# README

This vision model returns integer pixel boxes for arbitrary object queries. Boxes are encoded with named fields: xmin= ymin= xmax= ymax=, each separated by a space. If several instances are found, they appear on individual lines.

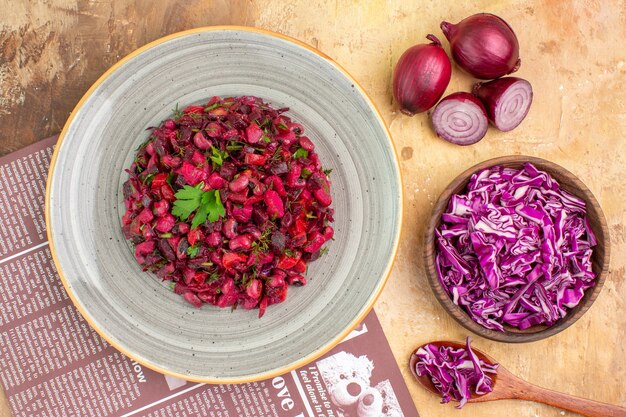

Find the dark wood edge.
xmin=423 ymin=155 xmax=611 ymax=343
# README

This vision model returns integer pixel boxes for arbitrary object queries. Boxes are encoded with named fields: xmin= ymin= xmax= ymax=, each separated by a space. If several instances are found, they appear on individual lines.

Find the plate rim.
xmin=45 ymin=25 xmax=404 ymax=383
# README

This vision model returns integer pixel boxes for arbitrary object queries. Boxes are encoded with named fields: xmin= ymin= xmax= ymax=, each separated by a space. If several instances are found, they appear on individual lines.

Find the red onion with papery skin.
xmin=473 ymin=77 xmax=533 ymax=132
xmin=393 ymin=34 xmax=452 ymax=116
xmin=441 ymin=13 xmax=521 ymax=80
xmin=431 ymin=92 xmax=489 ymax=146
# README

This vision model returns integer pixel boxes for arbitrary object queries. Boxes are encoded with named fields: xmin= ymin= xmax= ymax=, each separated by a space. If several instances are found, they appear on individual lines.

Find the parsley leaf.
xmin=206 ymin=190 xmax=226 ymax=223
xmin=323 ymin=168 xmax=333 ymax=176
xmin=277 ymin=122 xmax=288 ymax=130
xmin=293 ymin=148 xmax=309 ymax=159
xmin=172 ymin=184 xmax=225 ymax=229
xmin=171 ymin=183 xmax=204 ymax=221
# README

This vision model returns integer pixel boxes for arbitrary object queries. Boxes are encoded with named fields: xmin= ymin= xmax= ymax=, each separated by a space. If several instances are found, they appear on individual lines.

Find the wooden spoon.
xmin=409 ymin=341 xmax=626 ymax=417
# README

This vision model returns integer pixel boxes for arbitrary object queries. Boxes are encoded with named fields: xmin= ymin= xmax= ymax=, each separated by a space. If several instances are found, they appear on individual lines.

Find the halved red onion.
xmin=431 ymin=92 xmax=488 ymax=146
xmin=473 ymin=77 xmax=533 ymax=132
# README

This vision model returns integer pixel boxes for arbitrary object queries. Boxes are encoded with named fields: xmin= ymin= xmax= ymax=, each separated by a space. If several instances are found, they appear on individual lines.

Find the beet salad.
xmin=121 ymin=96 xmax=334 ymax=317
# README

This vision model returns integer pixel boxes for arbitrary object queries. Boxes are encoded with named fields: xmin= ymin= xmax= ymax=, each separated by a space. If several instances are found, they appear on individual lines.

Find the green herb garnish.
xmin=259 ymin=118 xmax=272 ymax=129
xmin=172 ymin=183 xmax=225 ymax=229
xmin=134 ymin=154 xmax=147 ymax=167
xmin=173 ymin=103 xmax=183 ymax=119
xmin=209 ymin=147 xmax=229 ymax=166
xmin=187 ymin=245 xmax=200 ymax=258
xmin=269 ymin=147 xmax=283 ymax=162
xmin=301 ymin=168 xmax=312 ymax=179
xmin=207 ymin=271 xmax=220 ymax=283
xmin=226 ymin=143 xmax=243 ymax=151
xmin=205 ymin=102 xmax=221 ymax=111
xmin=187 ymin=111 xmax=202 ymax=120
xmin=143 ymin=173 xmax=155 ymax=185
xmin=293 ymin=148 xmax=309 ymax=159
xmin=251 ymin=227 xmax=273 ymax=254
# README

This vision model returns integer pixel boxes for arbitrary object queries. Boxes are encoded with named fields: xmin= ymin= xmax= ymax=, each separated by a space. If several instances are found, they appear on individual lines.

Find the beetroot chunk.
xmin=136 ymin=208 xmax=154 ymax=224
xmin=207 ymin=172 xmax=227 ymax=189
xmin=313 ymin=189 xmax=332 ymax=207
xmin=229 ymin=175 xmax=250 ymax=193
xmin=153 ymin=200 xmax=170 ymax=217
xmin=229 ymin=235 xmax=253 ymax=251
xmin=183 ymin=291 xmax=203 ymax=308
xmin=177 ymin=161 xmax=206 ymax=186
xmin=232 ymin=205 xmax=253 ymax=222
xmin=245 ymin=123 xmax=264 ymax=144
xmin=193 ymin=131 xmax=212 ymax=150
xmin=304 ymin=232 xmax=326 ymax=253
xmin=134 ymin=240 xmax=155 ymax=264
xmin=264 ymin=190 xmax=285 ymax=219
xmin=156 ymin=214 xmax=176 ymax=232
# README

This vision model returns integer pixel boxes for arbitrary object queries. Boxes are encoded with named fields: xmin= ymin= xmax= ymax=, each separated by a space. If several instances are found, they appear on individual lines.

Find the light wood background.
xmin=1 ymin=1 xmax=624 ymax=416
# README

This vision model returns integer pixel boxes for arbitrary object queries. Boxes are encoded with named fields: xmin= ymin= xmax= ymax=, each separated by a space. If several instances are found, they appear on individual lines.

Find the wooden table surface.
xmin=1 ymin=1 xmax=624 ymax=416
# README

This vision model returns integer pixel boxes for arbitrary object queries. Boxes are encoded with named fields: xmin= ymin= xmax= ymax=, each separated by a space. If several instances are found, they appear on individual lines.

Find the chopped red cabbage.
xmin=436 ymin=163 xmax=597 ymax=331
xmin=414 ymin=337 xmax=498 ymax=408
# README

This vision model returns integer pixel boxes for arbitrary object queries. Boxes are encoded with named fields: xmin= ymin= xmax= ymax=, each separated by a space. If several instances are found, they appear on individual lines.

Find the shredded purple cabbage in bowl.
xmin=435 ymin=163 xmax=598 ymax=332
xmin=414 ymin=337 xmax=498 ymax=408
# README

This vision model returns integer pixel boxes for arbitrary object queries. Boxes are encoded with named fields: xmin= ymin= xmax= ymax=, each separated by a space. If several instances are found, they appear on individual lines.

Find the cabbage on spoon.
xmin=410 ymin=339 xmax=626 ymax=416
xmin=411 ymin=337 xmax=497 ymax=409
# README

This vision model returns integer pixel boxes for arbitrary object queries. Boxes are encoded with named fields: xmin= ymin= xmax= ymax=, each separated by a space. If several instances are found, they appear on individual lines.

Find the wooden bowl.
xmin=424 ymin=156 xmax=610 ymax=343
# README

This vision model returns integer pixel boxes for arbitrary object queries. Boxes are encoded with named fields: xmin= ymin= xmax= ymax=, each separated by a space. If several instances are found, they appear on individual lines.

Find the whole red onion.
xmin=441 ymin=13 xmax=520 ymax=80
xmin=392 ymin=34 xmax=452 ymax=116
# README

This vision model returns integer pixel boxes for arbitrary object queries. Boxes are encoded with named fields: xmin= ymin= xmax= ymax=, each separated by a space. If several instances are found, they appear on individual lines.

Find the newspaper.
xmin=0 ymin=136 xmax=419 ymax=417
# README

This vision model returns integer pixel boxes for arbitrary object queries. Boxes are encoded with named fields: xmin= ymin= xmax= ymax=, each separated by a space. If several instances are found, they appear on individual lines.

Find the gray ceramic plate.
xmin=46 ymin=27 xmax=402 ymax=383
